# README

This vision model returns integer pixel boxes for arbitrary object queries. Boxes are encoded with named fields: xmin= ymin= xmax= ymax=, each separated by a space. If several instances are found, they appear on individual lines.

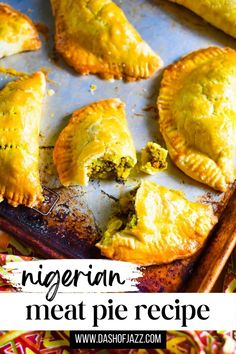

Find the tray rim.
xmin=184 ymin=185 xmax=236 ymax=292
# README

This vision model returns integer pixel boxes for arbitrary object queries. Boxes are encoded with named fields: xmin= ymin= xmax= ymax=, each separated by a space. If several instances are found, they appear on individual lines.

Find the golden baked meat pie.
xmin=0 ymin=72 xmax=46 ymax=207
xmin=168 ymin=0 xmax=236 ymax=39
xmin=54 ymin=99 xmax=137 ymax=186
xmin=158 ymin=47 xmax=236 ymax=192
xmin=0 ymin=2 xmax=41 ymax=59
xmin=50 ymin=0 xmax=162 ymax=80
xmin=96 ymin=180 xmax=217 ymax=265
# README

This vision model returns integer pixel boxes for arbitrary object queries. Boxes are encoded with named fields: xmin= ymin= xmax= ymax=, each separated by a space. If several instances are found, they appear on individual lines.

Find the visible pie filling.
xmin=88 ymin=156 xmax=134 ymax=182
xmin=119 ymin=189 xmax=138 ymax=229
xmin=0 ymin=144 xmax=20 ymax=150
xmin=104 ymin=189 xmax=138 ymax=238
xmin=140 ymin=142 xmax=168 ymax=175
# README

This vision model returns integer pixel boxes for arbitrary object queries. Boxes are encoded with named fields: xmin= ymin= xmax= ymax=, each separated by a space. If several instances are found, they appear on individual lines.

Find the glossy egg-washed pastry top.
xmin=0 ymin=72 xmax=46 ymax=207
xmin=50 ymin=0 xmax=162 ymax=80
xmin=54 ymin=99 xmax=137 ymax=186
xmin=169 ymin=0 xmax=236 ymax=39
xmin=96 ymin=180 xmax=217 ymax=265
xmin=158 ymin=47 xmax=236 ymax=192
xmin=0 ymin=2 xmax=41 ymax=59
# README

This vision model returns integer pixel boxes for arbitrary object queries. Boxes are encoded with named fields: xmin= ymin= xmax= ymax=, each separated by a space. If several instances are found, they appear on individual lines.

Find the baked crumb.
xmin=140 ymin=141 xmax=168 ymax=175
xmin=47 ymin=89 xmax=55 ymax=96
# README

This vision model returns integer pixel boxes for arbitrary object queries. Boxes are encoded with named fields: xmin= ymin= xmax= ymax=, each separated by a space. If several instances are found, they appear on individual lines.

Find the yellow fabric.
xmin=0 ymin=331 xmax=27 ymax=347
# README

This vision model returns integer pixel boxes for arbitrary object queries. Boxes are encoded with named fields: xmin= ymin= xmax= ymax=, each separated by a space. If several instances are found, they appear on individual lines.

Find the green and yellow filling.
xmin=88 ymin=155 xmax=134 ymax=182
xmin=140 ymin=142 xmax=168 ymax=175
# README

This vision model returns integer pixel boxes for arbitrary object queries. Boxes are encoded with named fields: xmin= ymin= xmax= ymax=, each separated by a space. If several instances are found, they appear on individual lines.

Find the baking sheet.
xmin=0 ymin=0 xmax=235 ymax=291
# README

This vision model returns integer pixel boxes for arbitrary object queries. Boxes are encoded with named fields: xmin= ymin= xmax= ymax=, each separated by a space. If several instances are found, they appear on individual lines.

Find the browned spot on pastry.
xmin=35 ymin=22 xmax=49 ymax=41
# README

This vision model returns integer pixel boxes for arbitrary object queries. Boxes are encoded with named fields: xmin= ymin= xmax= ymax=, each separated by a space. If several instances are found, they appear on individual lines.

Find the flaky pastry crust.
xmin=96 ymin=181 xmax=217 ymax=265
xmin=158 ymin=47 xmax=236 ymax=192
xmin=51 ymin=0 xmax=162 ymax=80
xmin=169 ymin=0 xmax=236 ymax=39
xmin=0 ymin=2 xmax=41 ymax=59
xmin=0 ymin=72 xmax=46 ymax=207
xmin=54 ymin=99 xmax=137 ymax=186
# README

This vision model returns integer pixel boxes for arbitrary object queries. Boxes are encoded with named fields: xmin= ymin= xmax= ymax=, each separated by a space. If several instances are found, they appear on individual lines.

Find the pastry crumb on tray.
xmin=140 ymin=141 xmax=168 ymax=175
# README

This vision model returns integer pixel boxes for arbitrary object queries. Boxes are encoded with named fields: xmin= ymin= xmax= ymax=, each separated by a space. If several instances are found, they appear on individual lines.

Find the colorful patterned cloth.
xmin=0 ymin=232 xmax=235 ymax=354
